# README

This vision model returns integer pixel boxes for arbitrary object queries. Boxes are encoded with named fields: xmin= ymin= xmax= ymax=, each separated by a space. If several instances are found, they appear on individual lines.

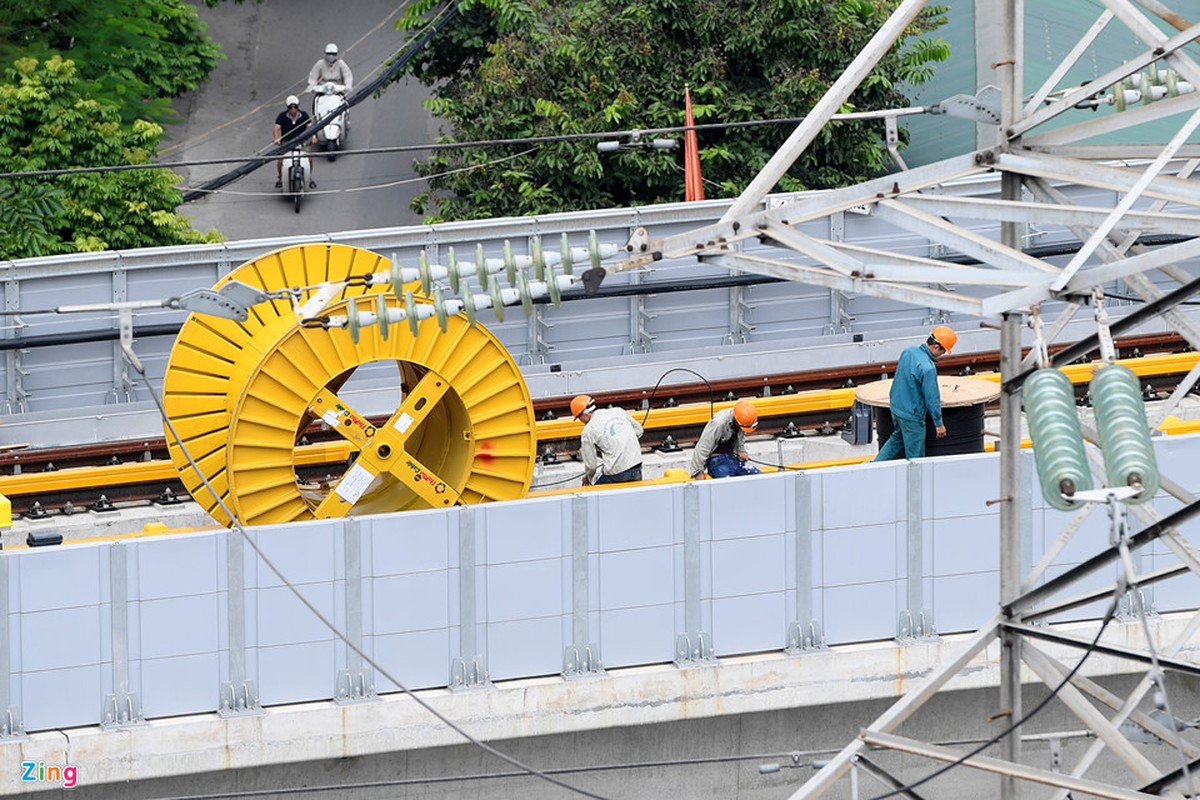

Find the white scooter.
xmin=309 ymin=82 xmax=348 ymax=161
xmin=282 ymin=145 xmax=311 ymax=213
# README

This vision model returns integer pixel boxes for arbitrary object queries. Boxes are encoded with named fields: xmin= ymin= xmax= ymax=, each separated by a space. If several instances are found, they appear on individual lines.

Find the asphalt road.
xmin=168 ymin=0 xmax=436 ymax=240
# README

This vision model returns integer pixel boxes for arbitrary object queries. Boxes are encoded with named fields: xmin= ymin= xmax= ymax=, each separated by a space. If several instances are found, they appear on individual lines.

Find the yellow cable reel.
xmin=161 ymin=243 xmax=537 ymax=527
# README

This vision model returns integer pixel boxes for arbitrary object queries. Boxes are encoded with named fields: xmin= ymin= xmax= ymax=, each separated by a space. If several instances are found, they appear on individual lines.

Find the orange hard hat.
xmin=732 ymin=399 xmax=758 ymax=432
xmin=570 ymin=394 xmax=596 ymax=420
xmin=930 ymin=325 xmax=957 ymax=354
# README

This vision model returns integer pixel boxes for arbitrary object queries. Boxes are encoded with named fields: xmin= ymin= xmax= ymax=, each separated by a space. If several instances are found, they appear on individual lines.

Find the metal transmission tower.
xmin=589 ymin=0 xmax=1200 ymax=797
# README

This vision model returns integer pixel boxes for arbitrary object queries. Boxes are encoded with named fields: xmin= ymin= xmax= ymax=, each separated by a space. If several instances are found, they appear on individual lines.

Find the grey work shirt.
xmin=687 ymin=408 xmax=745 ymax=476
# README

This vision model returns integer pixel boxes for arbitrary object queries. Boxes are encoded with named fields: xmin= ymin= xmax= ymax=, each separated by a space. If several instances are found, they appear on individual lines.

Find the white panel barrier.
xmin=3 ymin=434 xmax=1199 ymax=733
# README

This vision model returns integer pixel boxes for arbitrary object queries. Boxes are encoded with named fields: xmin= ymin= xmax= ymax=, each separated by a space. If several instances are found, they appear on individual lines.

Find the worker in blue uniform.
xmin=873 ymin=326 xmax=957 ymax=461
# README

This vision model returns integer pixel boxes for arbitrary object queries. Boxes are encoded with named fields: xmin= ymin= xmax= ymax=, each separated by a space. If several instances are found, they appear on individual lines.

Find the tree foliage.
xmin=398 ymin=0 xmax=948 ymax=222
xmin=0 ymin=0 xmax=221 ymax=124
xmin=0 ymin=57 xmax=219 ymax=259
xmin=0 ymin=1 xmax=224 ymax=259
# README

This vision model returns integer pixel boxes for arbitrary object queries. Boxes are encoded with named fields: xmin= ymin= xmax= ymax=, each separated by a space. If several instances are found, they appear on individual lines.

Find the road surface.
xmin=169 ymin=0 xmax=436 ymax=240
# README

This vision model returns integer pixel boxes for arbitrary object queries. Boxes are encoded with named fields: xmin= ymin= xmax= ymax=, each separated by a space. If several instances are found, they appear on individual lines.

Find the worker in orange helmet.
xmin=688 ymin=399 xmax=762 ymax=478
xmin=873 ymin=325 xmax=957 ymax=462
xmin=572 ymin=395 xmax=644 ymax=485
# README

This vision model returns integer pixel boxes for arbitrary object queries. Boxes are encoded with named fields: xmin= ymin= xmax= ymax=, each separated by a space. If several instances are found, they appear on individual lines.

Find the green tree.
xmin=0 ymin=57 xmax=219 ymax=259
xmin=399 ymin=0 xmax=948 ymax=221
xmin=0 ymin=0 xmax=222 ymax=124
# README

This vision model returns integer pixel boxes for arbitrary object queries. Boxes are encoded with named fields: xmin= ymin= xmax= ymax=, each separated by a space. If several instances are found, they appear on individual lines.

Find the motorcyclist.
xmin=307 ymin=43 xmax=354 ymax=94
xmin=273 ymin=95 xmax=317 ymax=189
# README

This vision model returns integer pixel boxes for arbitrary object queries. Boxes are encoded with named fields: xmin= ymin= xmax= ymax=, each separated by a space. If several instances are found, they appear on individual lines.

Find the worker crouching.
xmin=573 ymin=395 xmax=645 ymax=485
xmin=688 ymin=399 xmax=763 ymax=478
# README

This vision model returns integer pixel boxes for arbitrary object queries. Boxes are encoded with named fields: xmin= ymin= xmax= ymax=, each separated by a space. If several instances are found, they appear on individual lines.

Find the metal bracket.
xmin=334 ymin=668 xmax=377 ymax=705
xmin=674 ymin=631 xmax=718 ymax=667
xmin=1116 ymin=589 xmax=1158 ymax=623
xmin=0 ymin=705 xmax=25 ymax=740
xmin=896 ymin=609 xmax=940 ymax=644
xmin=217 ymin=680 xmax=263 ymax=717
xmin=929 ymin=85 xmax=1002 ymax=125
xmin=562 ymin=643 xmax=605 ymax=679
xmin=785 ymin=620 xmax=828 ymax=654
xmin=100 ymin=692 xmax=144 ymax=730
xmin=174 ymin=280 xmax=272 ymax=322
xmin=449 ymin=656 xmax=491 ymax=690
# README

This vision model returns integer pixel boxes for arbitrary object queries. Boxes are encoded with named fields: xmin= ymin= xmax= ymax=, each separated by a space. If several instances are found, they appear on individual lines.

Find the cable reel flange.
xmin=161 ymin=243 xmax=537 ymax=527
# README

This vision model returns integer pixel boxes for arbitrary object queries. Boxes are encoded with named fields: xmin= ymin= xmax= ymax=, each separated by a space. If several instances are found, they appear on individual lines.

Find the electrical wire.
xmin=0 ymin=102 xmax=931 ymax=183
xmin=1113 ymin=499 xmax=1197 ymax=796
xmin=178 ymin=147 xmax=536 ymax=198
xmin=179 ymin=2 xmax=462 ymax=202
xmin=150 ymin=748 xmax=846 ymax=799
xmin=529 ymin=470 xmax=588 ymax=489
xmin=120 ymin=342 xmax=615 ymax=800
xmin=637 ymin=367 xmax=717 ymax=428
xmin=864 ymin=588 xmax=1123 ymax=800
xmin=160 ymin=0 xmax=419 ymax=157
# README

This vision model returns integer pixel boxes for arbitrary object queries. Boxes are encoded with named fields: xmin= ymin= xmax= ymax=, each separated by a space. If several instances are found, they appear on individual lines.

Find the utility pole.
xmin=998 ymin=1 xmax=1025 ymax=797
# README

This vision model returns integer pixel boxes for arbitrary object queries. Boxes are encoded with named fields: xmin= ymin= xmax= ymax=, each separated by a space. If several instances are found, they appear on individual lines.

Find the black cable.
xmin=865 ymin=590 xmax=1121 ymax=800
xmin=179 ymin=3 xmax=462 ymax=202
xmin=529 ymin=470 xmax=587 ymax=489
xmin=125 ymin=347 xmax=614 ymax=800
xmin=0 ymin=112 xmax=914 ymax=183
xmin=638 ymin=367 xmax=716 ymax=428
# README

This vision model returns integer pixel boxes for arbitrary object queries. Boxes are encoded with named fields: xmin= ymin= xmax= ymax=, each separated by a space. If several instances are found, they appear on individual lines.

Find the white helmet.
xmin=325 ymin=43 xmax=339 ymax=56
xmin=285 ymin=95 xmax=300 ymax=107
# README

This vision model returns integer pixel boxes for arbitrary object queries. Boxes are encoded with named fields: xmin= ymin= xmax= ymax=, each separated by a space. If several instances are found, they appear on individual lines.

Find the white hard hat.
xmin=325 ymin=43 xmax=338 ymax=55
xmin=285 ymin=95 xmax=300 ymax=107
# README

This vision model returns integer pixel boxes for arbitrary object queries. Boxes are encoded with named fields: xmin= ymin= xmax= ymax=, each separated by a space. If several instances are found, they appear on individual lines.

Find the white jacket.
xmin=580 ymin=408 xmax=644 ymax=483
xmin=308 ymin=58 xmax=354 ymax=93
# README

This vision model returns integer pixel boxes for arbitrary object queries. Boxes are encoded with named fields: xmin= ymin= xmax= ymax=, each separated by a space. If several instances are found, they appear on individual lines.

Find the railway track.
xmin=2 ymin=332 xmax=1196 ymax=519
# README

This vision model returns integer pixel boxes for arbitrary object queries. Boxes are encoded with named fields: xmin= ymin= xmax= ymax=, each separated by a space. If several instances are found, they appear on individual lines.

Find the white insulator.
xmin=540 ymin=244 xmax=619 ymax=267
xmin=525 ymin=281 xmax=550 ymax=301
xmin=471 ymin=292 xmax=494 ymax=310
xmin=1123 ymin=89 xmax=1142 ymax=104
xmin=327 ymin=306 xmax=408 ymax=330
xmin=1178 ymin=81 xmax=1194 ymax=95
xmin=415 ymin=304 xmax=437 ymax=321
xmin=496 ymin=286 xmax=521 ymax=306
xmin=442 ymin=298 xmax=464 ymax=315
xmin=369 ymin=267 xmax=419 ymax=285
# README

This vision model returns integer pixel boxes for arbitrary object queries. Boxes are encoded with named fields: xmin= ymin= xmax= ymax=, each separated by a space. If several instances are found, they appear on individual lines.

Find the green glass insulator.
xmin=1024 ymin=368 xmax=1092 ymax=510
xmin=1090 ymin=364 xmax=1160 ymax=503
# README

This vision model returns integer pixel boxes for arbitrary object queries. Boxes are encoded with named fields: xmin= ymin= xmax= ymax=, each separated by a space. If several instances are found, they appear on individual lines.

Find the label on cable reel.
xmin=393 ymin=412 xmax=415 ymax=434
xmin=335 ymin=462 xmax=376 ymax=504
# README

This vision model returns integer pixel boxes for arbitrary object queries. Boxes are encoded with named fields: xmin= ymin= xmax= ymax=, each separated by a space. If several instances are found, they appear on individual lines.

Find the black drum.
xmin=874 ymin=403 xmax=986 ymax=456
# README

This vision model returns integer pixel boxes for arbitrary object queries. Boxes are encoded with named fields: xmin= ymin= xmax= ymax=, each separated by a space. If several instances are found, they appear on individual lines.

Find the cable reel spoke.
xmin=308 ymin=388 xmax=378 ymax=449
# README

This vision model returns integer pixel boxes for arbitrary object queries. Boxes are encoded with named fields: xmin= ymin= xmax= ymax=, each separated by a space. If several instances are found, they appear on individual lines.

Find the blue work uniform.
xmin=873 ymin=343 xmax=943 ymax=461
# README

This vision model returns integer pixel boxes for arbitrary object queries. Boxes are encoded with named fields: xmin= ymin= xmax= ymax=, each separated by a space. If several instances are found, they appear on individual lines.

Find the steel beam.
xmin=859 ymin=730 xmax=1166 ymax=800
xmin=785 ymin=618 xmax=1001 ymax=799
xmin=1002 ymin=622 xmax=1200 ymax=677
xmin=720 ymin=0 xmax=931 ymax=220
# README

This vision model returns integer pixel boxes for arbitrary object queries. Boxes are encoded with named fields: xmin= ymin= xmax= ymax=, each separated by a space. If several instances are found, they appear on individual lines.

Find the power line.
xmin=0 ymin=112 xmax=917 ymax=183
xmin=865 ymin=590 xmax=1122 ymax=800
xmin=125 ymin=349 xmax=615 ymax=800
